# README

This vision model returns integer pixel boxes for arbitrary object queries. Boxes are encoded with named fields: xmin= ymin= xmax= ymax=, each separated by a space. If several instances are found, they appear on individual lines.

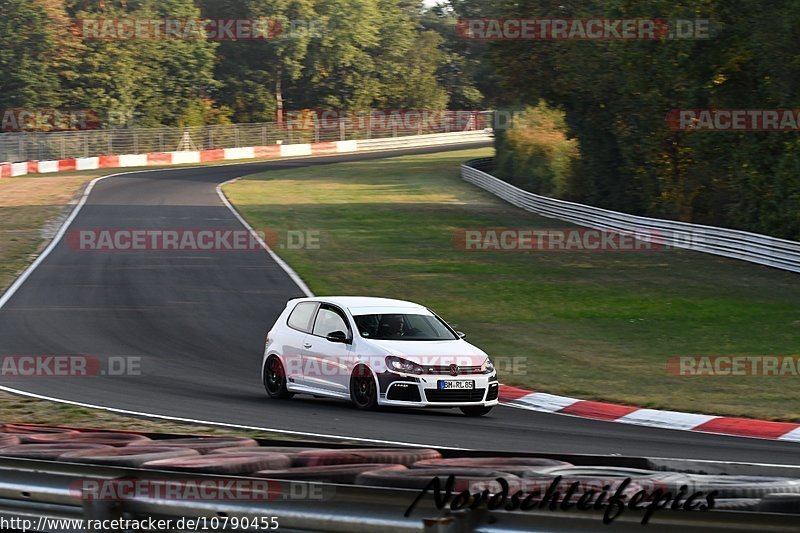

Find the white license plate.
xmin=438 ymin=380 xmax=474 ymax=390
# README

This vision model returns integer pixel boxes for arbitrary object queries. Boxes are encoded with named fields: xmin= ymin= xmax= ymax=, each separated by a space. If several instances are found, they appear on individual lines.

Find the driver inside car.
xmin=378 ymin=314 xmax=406 ymax=337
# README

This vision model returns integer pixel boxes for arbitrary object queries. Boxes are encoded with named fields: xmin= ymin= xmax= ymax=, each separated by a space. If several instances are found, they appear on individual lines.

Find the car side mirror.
xmin=457 ymin=331 xmax=466 ymax=339
xmin=326 ymin=330 xmax=350 ymax=344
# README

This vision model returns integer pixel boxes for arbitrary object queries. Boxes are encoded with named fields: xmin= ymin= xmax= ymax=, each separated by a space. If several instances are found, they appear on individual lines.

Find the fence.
xmin=462 ymin=158 xmax=800 ymax=273
xmin=0 ymin=111 xmax=492 ymax=163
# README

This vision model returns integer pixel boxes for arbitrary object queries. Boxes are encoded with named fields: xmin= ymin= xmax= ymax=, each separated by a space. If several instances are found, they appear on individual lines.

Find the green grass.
xmin=225 ymin=148 xmax=800 ymax=422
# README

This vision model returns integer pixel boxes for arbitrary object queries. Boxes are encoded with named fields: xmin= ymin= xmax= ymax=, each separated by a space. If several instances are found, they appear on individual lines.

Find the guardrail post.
xmin=82 ymin=486 xmax=123 ymax=532
xmin=423 ymin=509 xmax=488 ymax=532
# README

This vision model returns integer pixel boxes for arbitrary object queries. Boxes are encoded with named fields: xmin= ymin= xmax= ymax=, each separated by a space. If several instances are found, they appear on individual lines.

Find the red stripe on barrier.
xmin=59 ymin=159 xmax=77 ymax=172
xmin=498 ymin=384 xmax=535 ymax=402
xmin=200 ymin=149 xmax=225 ymax=162
xmin=559 ymin=400 xmax=639 ymax=421
xmin=147 ymin=152 xmax=172 ymax=165
xmin=311 ymin=142 xmax=337 ymax=155
xmin=27 ymin=162 xmax=38 ymax=173
xmin=0 ymin=163 xmax=10 ymax=178
xmin=254 ymin=146 xmax=280 ymax=158
xmin=693 ymin=418 xmax=800 ymax=439
xmin=98 ymin=155 xmax=119 ymax=168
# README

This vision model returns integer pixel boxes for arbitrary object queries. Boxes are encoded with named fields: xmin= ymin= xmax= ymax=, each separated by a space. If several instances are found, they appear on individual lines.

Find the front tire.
xmin=264 ymin=355 xmax=294 ymax=399
xmin=350 ymin=365 xmax=378 ymax=410
xmin=460 ymin=405 xmax=493 ymax=417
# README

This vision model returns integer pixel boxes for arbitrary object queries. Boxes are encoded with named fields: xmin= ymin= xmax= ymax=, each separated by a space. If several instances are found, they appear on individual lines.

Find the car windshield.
xmin=353 ymin=313 xmax=457 ymax=341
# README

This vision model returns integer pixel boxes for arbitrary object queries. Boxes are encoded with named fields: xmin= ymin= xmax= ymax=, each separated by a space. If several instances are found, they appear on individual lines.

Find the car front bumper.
xmin=377 ymin=371 xmax=500 ymax=407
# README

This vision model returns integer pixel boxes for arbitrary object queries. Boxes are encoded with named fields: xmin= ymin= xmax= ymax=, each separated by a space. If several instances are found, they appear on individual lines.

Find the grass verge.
xmin=225 ymin=147 xmax=800 ymax=422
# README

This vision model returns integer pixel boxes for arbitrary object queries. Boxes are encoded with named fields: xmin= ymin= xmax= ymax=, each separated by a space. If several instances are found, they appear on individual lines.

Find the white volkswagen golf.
xmin=261 ymin=297 xmax=499 ymax=416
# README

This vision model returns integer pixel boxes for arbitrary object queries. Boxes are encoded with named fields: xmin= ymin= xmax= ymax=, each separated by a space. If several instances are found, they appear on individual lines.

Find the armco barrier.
xmin=0 ymin=424 xmax=799 ymax=531
xmin=462 ymin=158 xmax=800 ymax=273
xmin=0 ymin=130 xmax=492 ymax=179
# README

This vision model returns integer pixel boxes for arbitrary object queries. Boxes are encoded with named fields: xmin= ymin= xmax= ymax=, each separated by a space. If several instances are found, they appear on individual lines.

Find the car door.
xmin=303 ymin=304 xmax=354 ymax=394
xmin=283 ymin=301 xmax=318 ymax=387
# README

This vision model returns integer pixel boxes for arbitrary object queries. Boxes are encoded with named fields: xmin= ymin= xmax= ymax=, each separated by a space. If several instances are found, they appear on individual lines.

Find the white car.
xmin=261 ymin=296 xmax=499 ymax=416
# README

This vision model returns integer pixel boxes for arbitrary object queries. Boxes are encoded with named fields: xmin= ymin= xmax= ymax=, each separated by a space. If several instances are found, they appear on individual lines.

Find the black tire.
xmin=460 ymin=405 xmax=493 ymax=417
xmin=263 ymin=355 xmax=294 ymax=399
xmin=350 ymin=366 xmax=378 ymax=410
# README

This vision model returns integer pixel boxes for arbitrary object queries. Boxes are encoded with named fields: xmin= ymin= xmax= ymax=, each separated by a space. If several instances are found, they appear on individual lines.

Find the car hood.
xmin=364 ymin=339 xmax=488 ymax=366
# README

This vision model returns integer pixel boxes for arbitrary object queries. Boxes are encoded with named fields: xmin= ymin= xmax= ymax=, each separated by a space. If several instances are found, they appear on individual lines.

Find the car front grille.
xmin=423 ymin=365 xmax=483 ymax=375
xmin=424 ymin=388 xmax=486 ymax=403
xmin=486 ymin=383 xmax=499 ymax=401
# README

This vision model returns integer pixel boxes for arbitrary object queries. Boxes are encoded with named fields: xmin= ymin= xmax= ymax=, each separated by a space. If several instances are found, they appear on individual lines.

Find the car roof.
xmin=288 ymin=296 xmax=428 ymax=313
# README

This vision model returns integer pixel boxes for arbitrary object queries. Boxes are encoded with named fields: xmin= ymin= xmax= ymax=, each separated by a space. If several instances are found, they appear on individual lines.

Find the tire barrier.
xmin=24 ymin=432 xmax=151 ymax=446
xmin=211 ymin=446 xmax=323 ymax=455
xmin=0 ymin=434 xmax=20 ymax=447
xmin=129 ymin=436 xmax=257 ymax=454
xmin=58 ymin=446 xmax=201 ymax=467
xmin=1 ymin=424 xmax=79 ymax=443
xmin=143 ymin=453 xmax=291 ymax=475
xmin=255 ymin=464 xmax=406 ymax=484
xmin=0 ymin=443 xmax=113 ymax=459
xmin=713 ymin=498 xmax=761 ymax=511
xmin=293 ymin=448 xmax=441 ymax=467
xmin=755 ymin=493 xmax=800 ymax=514
xmin=412 ymin=457 xmax=573 ymax=476
xmin=681 ymin=475 xmax=800 ymax=499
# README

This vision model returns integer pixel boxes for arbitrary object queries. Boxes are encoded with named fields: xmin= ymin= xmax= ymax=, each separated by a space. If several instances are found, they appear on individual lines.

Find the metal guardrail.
xmin=462 ymin=158 xmax=800 ymax=273
xmin=0 ymin=451 xmax=799 ymax=532
xmin=0 ymin=112 xmax=493 ymax=163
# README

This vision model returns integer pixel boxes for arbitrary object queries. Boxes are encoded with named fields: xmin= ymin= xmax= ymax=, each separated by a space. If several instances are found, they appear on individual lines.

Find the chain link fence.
xmin=0 ymin=112 xmax=492 ymax=163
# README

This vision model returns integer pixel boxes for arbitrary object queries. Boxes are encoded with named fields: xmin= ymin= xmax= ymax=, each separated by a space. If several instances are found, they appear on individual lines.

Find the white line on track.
xmin=0 ymin=384 xmax=466 ymax=449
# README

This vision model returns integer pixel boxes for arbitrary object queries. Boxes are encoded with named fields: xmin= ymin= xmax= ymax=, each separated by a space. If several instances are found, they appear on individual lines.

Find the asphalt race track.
xmin=0 ymin=144 xmax=798 ymax=464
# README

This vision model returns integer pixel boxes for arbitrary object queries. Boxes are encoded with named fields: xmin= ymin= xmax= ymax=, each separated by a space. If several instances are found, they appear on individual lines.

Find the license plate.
xmin=438 ymin=380 xmax=474 ymax=390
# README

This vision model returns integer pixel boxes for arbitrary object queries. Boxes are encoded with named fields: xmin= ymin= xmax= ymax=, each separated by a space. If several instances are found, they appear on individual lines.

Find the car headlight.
xmin=385 ymin=356 xmax=424 ymax=375
xmin=483 ymin=358 xmax=495 ymax=374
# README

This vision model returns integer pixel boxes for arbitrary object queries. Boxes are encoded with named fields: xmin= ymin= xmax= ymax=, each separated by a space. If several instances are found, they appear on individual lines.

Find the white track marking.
xmin=0 ymin=385 xmax=464 ymax=449
xmin=216 ymin=178 xmax=313 ymax=296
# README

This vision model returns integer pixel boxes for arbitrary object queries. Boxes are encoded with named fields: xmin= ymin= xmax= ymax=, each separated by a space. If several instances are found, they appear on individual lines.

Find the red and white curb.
xmin=499 ymin=385 xmax=800 ymax=442
xmin=0 ymin=141 xmax=359 ymax=178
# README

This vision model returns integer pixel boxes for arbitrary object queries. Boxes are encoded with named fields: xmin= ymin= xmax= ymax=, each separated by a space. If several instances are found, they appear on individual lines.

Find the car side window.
xmin=312 ymin=305 xmax=350 ymax=338
xmin=287 ymin=302 xmax=317 ymax=333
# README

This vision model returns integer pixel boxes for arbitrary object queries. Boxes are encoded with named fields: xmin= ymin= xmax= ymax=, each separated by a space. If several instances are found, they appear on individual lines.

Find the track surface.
xmin=1 ymin=145 xmax=798 ymax=464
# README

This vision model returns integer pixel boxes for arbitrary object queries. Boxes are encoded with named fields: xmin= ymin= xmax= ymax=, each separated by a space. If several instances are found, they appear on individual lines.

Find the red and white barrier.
xmin=0 ymin=131 xmax=492 ymax=179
